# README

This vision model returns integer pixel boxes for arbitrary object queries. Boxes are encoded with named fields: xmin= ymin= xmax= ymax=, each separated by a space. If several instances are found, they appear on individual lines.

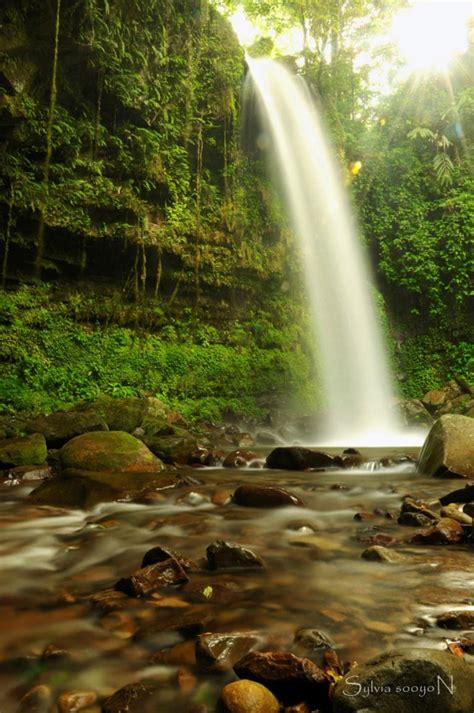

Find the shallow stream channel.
xmin=1 ymin=448 xmax=473 ymax=712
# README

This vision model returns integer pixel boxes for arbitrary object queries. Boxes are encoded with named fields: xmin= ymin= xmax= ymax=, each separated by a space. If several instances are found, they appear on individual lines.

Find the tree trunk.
xmin=35 ymin=0 xmax=61 ymax=280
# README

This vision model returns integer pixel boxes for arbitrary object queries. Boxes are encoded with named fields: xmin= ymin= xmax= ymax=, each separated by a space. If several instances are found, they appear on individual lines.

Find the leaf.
xmin=446 ymin=641 xmax=464 ymax=658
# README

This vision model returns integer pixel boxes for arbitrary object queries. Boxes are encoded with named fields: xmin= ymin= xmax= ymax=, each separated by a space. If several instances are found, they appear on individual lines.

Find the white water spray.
xmin=246 ymin=58 xmax=405 ymax=444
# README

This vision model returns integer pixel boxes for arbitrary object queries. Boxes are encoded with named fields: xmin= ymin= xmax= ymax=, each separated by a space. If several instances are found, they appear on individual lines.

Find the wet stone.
xmin=222 ymin=450 xmax=259 ymax=468
xmin=234 ymin=650 xmax=329 ymax=705
xmin=141 ymin=545 xmax=195 ymax=571
xmin=292 ymin=628 xmax=334 ymax=667
xmin=16 ymin=685 xmax=53 ymax=713
xmin=400 ymin=497 xmax=438 ymax=521
xmin=87 ymin=588 xmax=131 ymax=612
xmin=115 ymin=558 xmax=189 ymax=597
xmin=58 ymin=690 xmax=97 ymax=712
xmin=398 ymin=512 xmax=435 ymax=527
xmin=206 ymin=540 xmax=265 ymax=570
xmin=233 ymin=484 xmax=304 ymax=508
xmin=439 ymin=484 xmax=474 ymax=505
xmin=102 ymin=681 xmax=158 ymax=713
xmin=188 ymin=447 xmax=221 ymax=466
xmin=408 ymin=517 xmax=465 ymax=545
xmin=440 ymin=504 xmax=472 ymax=524
xmin=436 ymin=611 xmax=474 ymax=629
xmin=361 ymin=546 xmax=406 ymax=563
xmin=195 ymin=632 xmax=260 ymax=673
xmin=218 ymin=679 xmax=280 ymax=713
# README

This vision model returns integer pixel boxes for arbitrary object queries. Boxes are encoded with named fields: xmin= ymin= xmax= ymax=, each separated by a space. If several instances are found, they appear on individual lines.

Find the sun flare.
xmin=391 ymin=0 xmax=472 ymax=72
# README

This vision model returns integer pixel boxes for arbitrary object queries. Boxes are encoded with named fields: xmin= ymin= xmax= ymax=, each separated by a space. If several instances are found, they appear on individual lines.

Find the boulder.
xmin=417 ymin=415 xmax=474 ymax=479
xmin=24 ymin=410 xmax=108 ymax=447
xmin=332 ymin=648 xmax=474 ymax=713
xmin=0 ymin=433 xmax=47 ymax=467
xmin=266 ymin=447 xmax=342 ymax=470
xmin=59 ymin=431 xmax=164 ymax=473
xmin=218 ymin=680 xmax=280 ymax=713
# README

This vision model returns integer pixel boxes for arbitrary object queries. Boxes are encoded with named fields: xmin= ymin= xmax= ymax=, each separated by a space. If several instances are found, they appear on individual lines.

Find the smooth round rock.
xmin=60 ymin=431 xmax=164 ymax=472
xmin=219 ymin=679 xmax=280 ymax=713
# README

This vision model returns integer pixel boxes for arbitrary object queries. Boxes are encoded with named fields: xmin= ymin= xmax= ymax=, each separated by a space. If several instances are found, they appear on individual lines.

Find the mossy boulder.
xmin=144 ymin=427 xmax=200 ymax=464
xmin=417 ymin=415 xmax=474 ymax=479
xmin=25 ymin=410 xmax=108 ymax=447
xmin=0 ymin=433 xmax=47 ymax=466
xmin=59 ymin=431 xmax=164 ymax=473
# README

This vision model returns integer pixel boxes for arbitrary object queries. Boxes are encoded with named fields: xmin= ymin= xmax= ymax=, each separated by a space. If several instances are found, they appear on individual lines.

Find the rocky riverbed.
xmin=0 ymin=400 xmax=473 ymax=712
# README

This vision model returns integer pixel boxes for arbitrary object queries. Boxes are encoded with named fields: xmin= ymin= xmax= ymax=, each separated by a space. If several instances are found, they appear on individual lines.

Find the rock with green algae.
xmin=218 ymin=680 xmax=280 ymax=713
xmin=28 ymin=431 xmax=170 ymax=507
xmin=0 ymin=433 xmax=47 ymax=466
xmin=144 ymin=426 xmax=201 ymax=463
xmin=25 ymin=410 xmax=108 ymax=446
xmin=59 ymin=431 xmax=164 ymax=473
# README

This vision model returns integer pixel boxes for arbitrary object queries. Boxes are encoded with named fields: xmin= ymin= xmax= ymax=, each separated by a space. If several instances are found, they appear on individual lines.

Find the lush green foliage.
xmin=0 ymin=285 xmax=314 ymax=421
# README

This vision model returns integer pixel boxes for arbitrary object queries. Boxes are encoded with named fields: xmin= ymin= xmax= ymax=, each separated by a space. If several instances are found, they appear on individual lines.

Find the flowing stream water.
xmin=1 ymin=458 xmax=473 ymax=711
xmin=246 ymin=58 xmax=401 ymax=445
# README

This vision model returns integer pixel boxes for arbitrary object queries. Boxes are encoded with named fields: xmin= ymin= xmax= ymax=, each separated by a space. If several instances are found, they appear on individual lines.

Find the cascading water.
xmin=246 ymin=57 xmax=401 ymax=444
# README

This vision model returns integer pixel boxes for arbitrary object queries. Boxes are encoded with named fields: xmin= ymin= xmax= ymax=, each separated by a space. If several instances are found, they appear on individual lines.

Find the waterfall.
xmin=246 ymin=58 xmax=401 ymax=444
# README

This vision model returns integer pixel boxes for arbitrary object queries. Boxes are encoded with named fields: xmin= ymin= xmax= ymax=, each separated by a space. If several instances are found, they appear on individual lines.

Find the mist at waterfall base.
xmin=245 ymin=58 xmax=425 ymax=447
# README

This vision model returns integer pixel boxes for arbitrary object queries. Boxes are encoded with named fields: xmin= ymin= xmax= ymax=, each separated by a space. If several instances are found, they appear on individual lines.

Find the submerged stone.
xmin=233 ymin=484 xmax=304 ymax=508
